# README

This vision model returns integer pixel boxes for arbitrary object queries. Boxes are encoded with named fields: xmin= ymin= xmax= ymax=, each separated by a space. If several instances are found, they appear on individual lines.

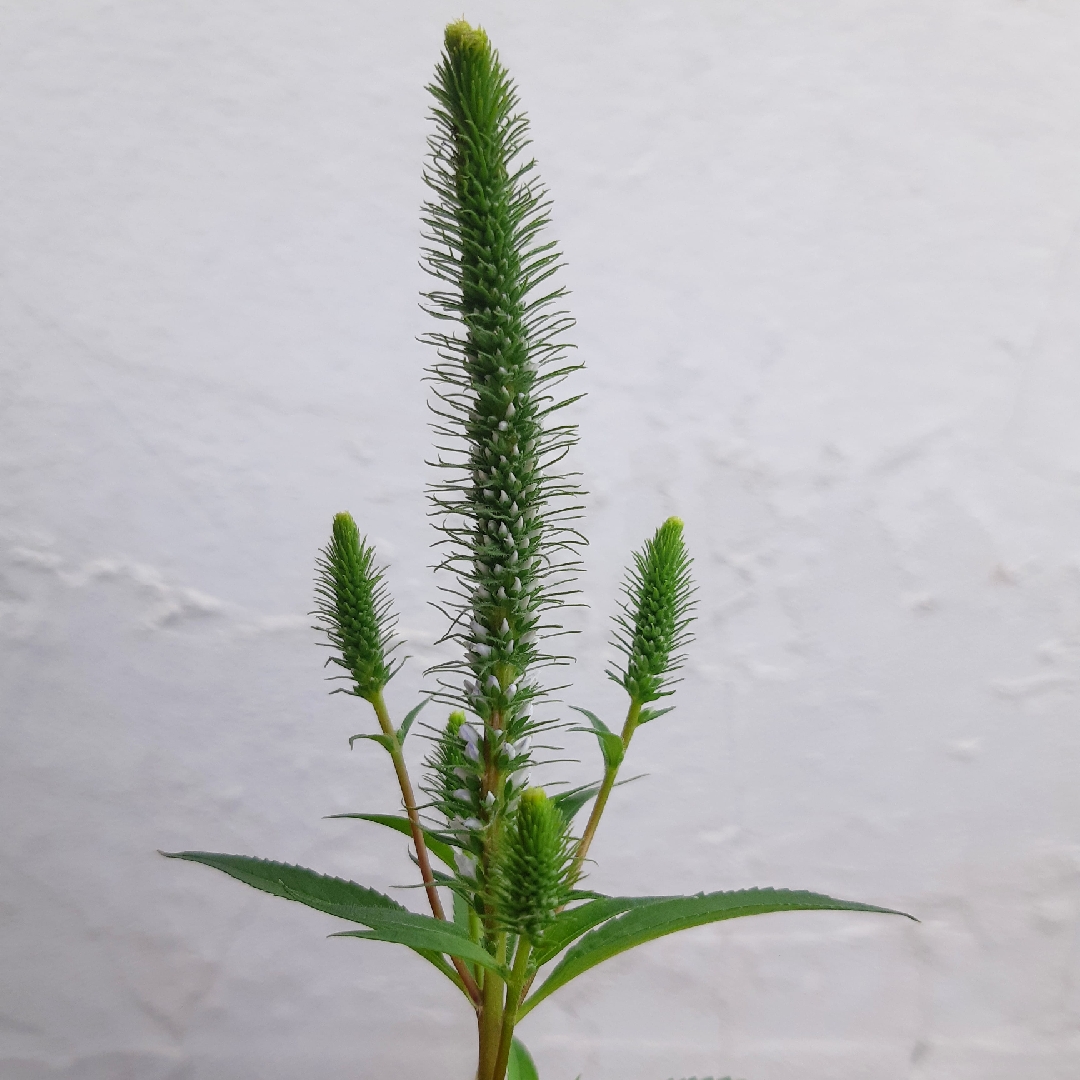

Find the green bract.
xmin=165 ymin=20 xmax=913 ymax=1080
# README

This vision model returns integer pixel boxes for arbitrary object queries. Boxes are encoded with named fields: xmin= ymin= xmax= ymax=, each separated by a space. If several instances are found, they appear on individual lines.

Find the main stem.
xmin=477 ymin=931 xmax=507 ymax=1080
xmin=571 ymin=699 xmax=642 ymax=877
xmin=492 ymin=938 xmax=532 ymax=1080
xmin=371 ymin=690 xmax=482 ymax=1006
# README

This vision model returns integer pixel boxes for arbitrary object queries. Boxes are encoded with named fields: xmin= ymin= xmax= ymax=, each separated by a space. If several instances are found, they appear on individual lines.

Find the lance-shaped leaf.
xmin=329 ymin=907 xmax=509 ymax=977
xmin=161 ymin=851 xmax=401 ymax=912
xmin=530 ymin=894 xmax=672 ymax=969
xmin=551 ymin=781 xmax=602 ymax=825
xmin=397 ymin=696 xmax=431 ymax=743
xmin=160 ymin=851 xmax=465 ymax=992
xmin=519 ymin=888 xmax=915 ymax=1017
xmin=325 ymin=812 xmax=460 ymax=867
xmin=571 ymin=707 xmax=625 ymax=770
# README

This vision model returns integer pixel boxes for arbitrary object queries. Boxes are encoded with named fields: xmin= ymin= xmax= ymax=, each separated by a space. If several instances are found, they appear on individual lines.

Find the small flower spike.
xmin=314 ymin=512 xmax=402 ymax=702
xmin=609 ymin=517 xmax=696 ymax=706
xmin=492 ymin=788 xmax=575 ymax=942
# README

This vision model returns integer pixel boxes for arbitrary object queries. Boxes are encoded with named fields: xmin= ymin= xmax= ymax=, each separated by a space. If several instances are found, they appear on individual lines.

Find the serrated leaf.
xmin=520 ymin=888 xmax=915 ymax=1016
xmin=161 ymin=851 xmax=402 ymax=911
xmin=348 ymin=732 xmax=395 ymax=753
xmin=398 ymin=697 xmax=431 ymax=743
xmin=507 ymin=1037 xmax=539 ymax=1080
xmin=325 ymin=812 xmax=458 ymax=868
xmin=551 ymin=781 xmax=601 ymax=824
xmin=571 ymin=706 xmax=625 ymax=769
xmin=531 ymin=895 xmax=673 ymax=968
xmin=329 ymin=908 xmax=508 ymax=977
xmin=160 ymin=851 xmax=466 ymax=994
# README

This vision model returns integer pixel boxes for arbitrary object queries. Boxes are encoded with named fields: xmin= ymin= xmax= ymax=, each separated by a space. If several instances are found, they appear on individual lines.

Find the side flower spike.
xmin=608 ymin=517 xmax=696 ymax=706
xmin=314 ymin=512 xmax=402 ymax=702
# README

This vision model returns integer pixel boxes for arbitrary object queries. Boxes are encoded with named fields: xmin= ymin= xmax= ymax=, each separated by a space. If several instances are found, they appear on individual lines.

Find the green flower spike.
xmin=423 ymin=18 xmax=583 ymax=744
xmin=493 ymin=787 xmax=575 ymax=943
xmin=314 ymin=512 xmax=402 ymax=702
xmin=610 ymin=517 xmax=696 ymax=706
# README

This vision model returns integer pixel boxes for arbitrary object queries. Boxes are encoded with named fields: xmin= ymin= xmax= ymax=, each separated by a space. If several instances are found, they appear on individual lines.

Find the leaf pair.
xmin=348 ymin=697 xmax=430 ymax=753
xmin=161 ymin=852 xmax=914 ymax=1016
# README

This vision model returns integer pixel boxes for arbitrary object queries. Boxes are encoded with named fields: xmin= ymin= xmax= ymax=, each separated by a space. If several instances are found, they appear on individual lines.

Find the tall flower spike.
xmin=492 ymin=788 xmax=575 ymax=942
xmin=314 ymin=512 xmax=402 ymax=702
xmin=609 ymin=517 xmax=696 ymax=705
xmin=422 ymin=19 xmax=583 ymax=734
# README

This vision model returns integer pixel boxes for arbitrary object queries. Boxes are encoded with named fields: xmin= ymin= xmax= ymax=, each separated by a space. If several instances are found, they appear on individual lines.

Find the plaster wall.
xmin=3 ymin=2 xmax=1080 ymax=1078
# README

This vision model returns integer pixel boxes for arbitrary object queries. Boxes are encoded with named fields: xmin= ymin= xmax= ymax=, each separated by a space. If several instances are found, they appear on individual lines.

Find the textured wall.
xmin=3 ymin=2 xmax=1080 ymax=1078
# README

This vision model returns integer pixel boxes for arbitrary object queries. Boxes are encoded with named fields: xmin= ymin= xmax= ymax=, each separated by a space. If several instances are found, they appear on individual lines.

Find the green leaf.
xmin=398 ymin=697 xmax=431 ymax=743
xmin=348 ymin=732 xmax=395 ymax=753
xmin=637 ymin=705 xmax=674 ymax=725
xmin=551 ymin=781 xmax=601 ymax=824
xmin=571 ymin=707 xmax=624 ymax=769
xmin=325 ymin=812 xmax=458 ymax=868
xmin=507 ymin=1037 xmax=539 ymax=1080
xmin=453 ymin=888 xmax=471 ymax=932
xmin=531 ymin=895 xmax=672 ymax=968
xmin=520 ymin=888 xmax=916 ymax=1017
xmin=160 ymin=850 xmax=467 ymax=995
xmin=161 ymin=851 xmax=401 ymax=912
xmin=329 ymin=908 xmax=508 ymax=977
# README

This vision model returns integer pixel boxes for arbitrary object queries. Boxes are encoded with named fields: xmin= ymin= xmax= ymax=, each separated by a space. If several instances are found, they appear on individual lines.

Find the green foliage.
xmin=507 ymin=1037 xmax=540 ymax=1080
xmin=610 ymin=517 xmax=695 ymax=705
xmin=520 ymin=888 xmax=915 ymax=1017
xmin=314 ymin=512 xmax=401 ymax=702
xmin=324 ymin=813 xmax=460 ymax=868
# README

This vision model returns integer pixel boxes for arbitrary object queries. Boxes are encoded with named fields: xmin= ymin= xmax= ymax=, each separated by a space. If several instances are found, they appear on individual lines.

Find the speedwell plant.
xmin=165 ymin=20 xmax=912 ymax=1080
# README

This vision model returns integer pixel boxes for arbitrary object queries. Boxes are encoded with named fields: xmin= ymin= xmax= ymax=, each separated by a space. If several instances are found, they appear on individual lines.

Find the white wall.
xmin=3 ymin=2 xmax=1080 ymax=1078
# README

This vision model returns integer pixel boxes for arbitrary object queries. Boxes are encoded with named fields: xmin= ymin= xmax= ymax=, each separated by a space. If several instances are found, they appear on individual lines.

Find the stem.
xmin=516 ymin=699 xmax=645 ymax=1008
xmin=371 ymin=690 xmax=482 ymax=1007
xmin=571 ymin=699 xmax=642 ymax=878
xmin=477 ymin=932 xmax=507 ymax=1080
xmin=492 ymin=938 xmax=533 ymax=1080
